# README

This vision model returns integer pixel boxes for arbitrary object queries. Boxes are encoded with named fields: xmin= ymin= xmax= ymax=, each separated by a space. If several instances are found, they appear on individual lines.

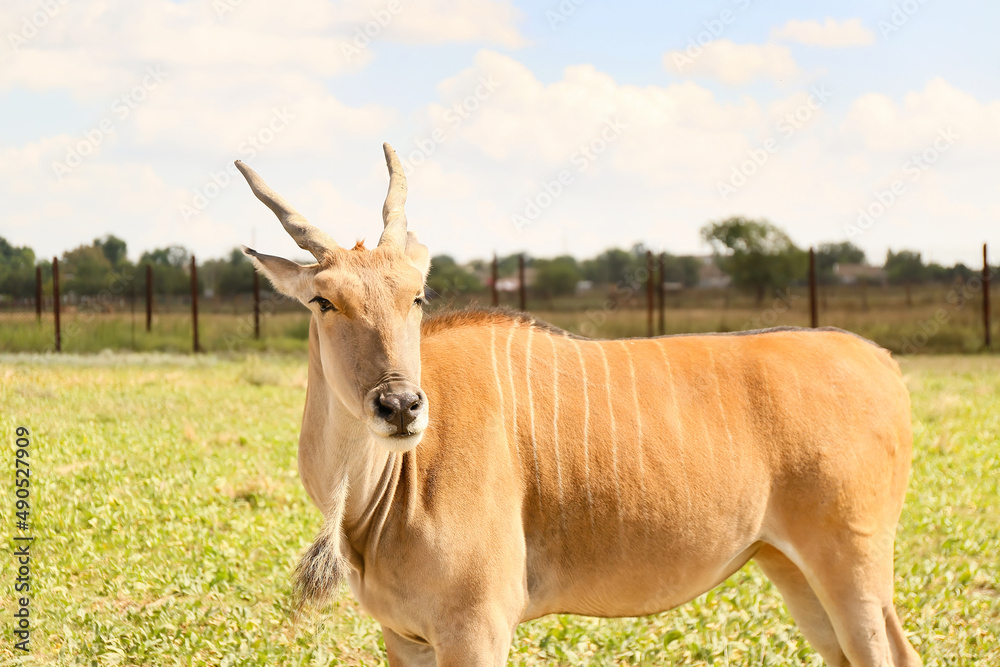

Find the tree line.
xmin=0 ymin=217 xmax=990 ymax=304
xmin=432 ymin=217 xmax=986 ymax=304
xmin=0 ymin=235 xmax=256 ymax=302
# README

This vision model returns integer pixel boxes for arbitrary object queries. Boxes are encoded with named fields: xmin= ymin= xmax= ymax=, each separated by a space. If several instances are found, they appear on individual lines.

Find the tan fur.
xmin=238 ymin=147 xmax=921 ymax=667
xmin=293 ymin=308 xmax=922 ymax=666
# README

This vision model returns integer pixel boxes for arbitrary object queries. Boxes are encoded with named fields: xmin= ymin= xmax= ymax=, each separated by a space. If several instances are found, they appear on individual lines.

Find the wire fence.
xmin=0 ymin=256 xmax=307 ymax=354
xmin=0 ymin=246 xmax=995 ymax=354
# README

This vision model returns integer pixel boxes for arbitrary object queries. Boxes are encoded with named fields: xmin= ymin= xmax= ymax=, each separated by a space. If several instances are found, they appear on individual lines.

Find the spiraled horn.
xmin=378 ymin=143 xmax=408 ymax=250
xmin=234 ymin=160 xmax=338 ymax=262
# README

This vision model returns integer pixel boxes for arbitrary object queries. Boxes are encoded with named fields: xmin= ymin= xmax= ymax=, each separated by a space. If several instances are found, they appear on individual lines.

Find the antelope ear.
xmin=242 ymin=246 xmax=313 ymax=302
xmin=405 ymin=232 xmax=430 ymax=281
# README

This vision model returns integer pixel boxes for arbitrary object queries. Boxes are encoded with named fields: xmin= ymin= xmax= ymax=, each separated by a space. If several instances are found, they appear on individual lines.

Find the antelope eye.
xmin=309 ymin=296 xmax=336 ymax=313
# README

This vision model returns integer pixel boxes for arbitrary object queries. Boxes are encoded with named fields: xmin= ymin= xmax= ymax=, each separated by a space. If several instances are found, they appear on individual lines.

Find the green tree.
xmin=139 ymin=245 xmax=193 ymax=296
xmin=533 ymin=255 xmax=581 ymax=298
xmin=816 ymin=241 xmax=866 ymax=284
xmin=495 ymin=253 xmax=526 ymax=278
xmin=937 ymin=262 xmax=976 ymax=284
xmin=700 ymin=217 xmax=807 ymax=304
xmin=427 ymin=255 xmax=483 ymax=300
xmin=61 ymin=244 xmax=114 ymax=296
xmin=95 ymin=235 xmax=129 ymax=269
xmin=220 ymin=249 xmax=255 ymax=295
xmin=0 ymin=236 xmax=37 ymax=299
xmin=580 ymin=248 xmax=637 ymax=285
xmin=202 ymin=248 xmax=256 ymax=297
xmin=659 ymin=254 xmax=701 ymax=288
xmin=884 ymin=250 xmax=926 ymax=285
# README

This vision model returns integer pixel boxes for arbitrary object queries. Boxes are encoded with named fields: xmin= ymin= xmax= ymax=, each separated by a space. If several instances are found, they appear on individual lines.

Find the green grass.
xmin=1 ymin=353 xmax=998 ymax=665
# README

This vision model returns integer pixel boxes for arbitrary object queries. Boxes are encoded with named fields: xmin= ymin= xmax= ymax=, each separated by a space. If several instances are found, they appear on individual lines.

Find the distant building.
xmin=696 ymin=256 xmax=731 ymax=288
xmin=834 ymin=263 xmax=887 ymax=286
xmin=495 ymin=278 xmax=519 ymax=292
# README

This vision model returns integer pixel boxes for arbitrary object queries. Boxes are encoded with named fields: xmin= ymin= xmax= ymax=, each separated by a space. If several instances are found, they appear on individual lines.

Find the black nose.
xmin=376 ymin=391 xmax=423 ymax=435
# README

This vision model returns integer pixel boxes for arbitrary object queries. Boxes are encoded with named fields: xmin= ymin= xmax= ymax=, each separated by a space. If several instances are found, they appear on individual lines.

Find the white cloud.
xmin=283 ymin=179 xmax=379 ymax=246
xmin=3 ymin=4 xmax=998 ymax=272
xmin=0 ymin=0 xmax=523 ymax=100
xmin=383 ymin=0 xmax=523 ymax=47
xmin=129 ymin=73 xmax=395 ymax=158
xmin=393 ymin=54 xmax=1000 ymax=266
xmin=841 ymin=77 xmax=1000 ymax=153
xmin=663 ymin=40 xmax=800 ymax=85
xmin=0 ymin=0 xmax=520 ymax=174
xmin=0 ymin=137 xmax=185 ymax=258
xmin=414 ymin=50 xmax=764 ymax=186
xmin=771 ymin=18 xmax=875 ymax=47
xmin=0 ymin=2 xmax=358 ymax=100
xmin=405 ymin=160 xmax=477 ymax=201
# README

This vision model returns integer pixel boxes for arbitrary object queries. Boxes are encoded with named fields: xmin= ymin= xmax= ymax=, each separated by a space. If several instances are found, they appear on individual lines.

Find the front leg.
xmin=383 ymin=618 xmax=515 ymax=667
xmin=383 ymin=622 xmax=513 ymax=667
xmin=430 ymin=611 xmax=516 ymax=667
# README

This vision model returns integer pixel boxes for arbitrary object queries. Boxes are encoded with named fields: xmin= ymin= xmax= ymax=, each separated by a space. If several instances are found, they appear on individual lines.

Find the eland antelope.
xmin=235 ymin=145 xmax=921 ymax=666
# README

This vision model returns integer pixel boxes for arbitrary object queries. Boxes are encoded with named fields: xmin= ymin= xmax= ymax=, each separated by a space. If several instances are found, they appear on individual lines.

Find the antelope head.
xmin=237 ymin=144 xmax=431 ymax=451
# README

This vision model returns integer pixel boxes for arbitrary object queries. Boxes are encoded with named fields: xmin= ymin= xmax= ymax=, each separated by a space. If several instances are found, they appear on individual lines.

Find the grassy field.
xmin=1 ymin=352 xmax=998 ymax=665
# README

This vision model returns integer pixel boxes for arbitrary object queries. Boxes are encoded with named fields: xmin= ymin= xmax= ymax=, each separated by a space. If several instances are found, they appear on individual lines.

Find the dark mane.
xmin=420 ymin=307 xmax=576 ymax=338
xmin=420 ymin=307 xmax=881 ymax=348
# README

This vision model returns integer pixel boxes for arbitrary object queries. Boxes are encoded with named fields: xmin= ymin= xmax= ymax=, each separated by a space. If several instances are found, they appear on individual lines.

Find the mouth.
xmin=368 ymin=427 xmax=425 ymax=452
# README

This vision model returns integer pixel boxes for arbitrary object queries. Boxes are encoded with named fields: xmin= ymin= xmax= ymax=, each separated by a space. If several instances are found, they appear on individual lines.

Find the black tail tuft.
xmin=292 ymin=525 xmax=347 ymax=612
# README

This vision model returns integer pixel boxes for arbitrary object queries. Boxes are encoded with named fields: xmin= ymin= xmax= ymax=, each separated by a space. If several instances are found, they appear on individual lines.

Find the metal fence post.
xmin=809 ymin=247 xmax=818 ymax=328
xmin=35 ymin=265 xmax=42 ymax=323
xmin=657 ymin=253 xmax=665 ymax=336
xmin=52 ymin=257 xmax=61 ymax=352
xmin=191 ymin=256 xmax=200 ymax=353
xmin=646 ymin=251 xmax=654 ymax=337
xmin=984 ymin=243 xmax=991 ymax=349
xmin=253 ymin=270 xmax=261 ymax=339
xmin=491 ymin=254 xmax=499 ymax=307
xmin=145 ymin=263 xmax=153 ymax=332
xmin=518 ymin=255 xmax=526 ymax=312
xmin=130 ymin=281 xmax=136 ymax=351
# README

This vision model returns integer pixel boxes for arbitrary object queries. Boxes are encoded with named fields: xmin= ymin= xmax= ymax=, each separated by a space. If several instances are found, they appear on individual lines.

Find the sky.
xmin=1 ymin=0 xmax=999 ymax=267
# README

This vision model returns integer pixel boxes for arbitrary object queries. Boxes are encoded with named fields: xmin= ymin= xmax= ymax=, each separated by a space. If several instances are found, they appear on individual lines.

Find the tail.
xmin=293 ymin=479 xmax=349 ymax=611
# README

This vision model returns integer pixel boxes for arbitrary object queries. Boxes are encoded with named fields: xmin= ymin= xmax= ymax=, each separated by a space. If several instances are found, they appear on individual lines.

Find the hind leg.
xmin=885 ymin=604 xmax=922 ymax=667
xmin=755 ymin=544 xmax=848 ymax=666
xmin=793 ymin=532 xmax=922 ymax=667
